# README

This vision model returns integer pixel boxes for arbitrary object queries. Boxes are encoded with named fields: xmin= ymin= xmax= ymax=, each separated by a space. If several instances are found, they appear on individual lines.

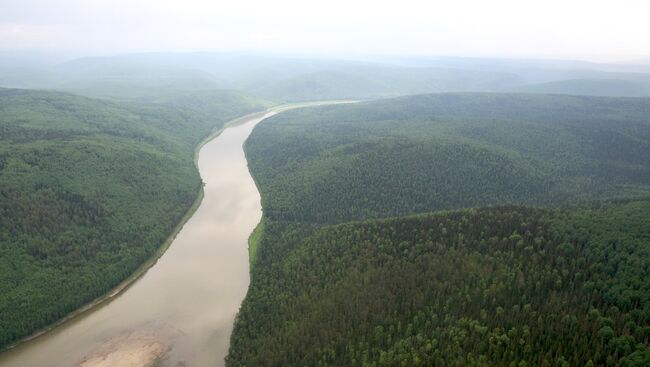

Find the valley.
xmin=1 ymin=53 xmax=649 ymax=367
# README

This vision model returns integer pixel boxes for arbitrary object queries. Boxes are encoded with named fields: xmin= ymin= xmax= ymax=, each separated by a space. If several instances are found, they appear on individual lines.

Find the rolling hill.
xmin=228 ymin=93 xmax=650 ymax=366
xmin=244 ymin=93 xmax=650 ymax=223
xmin=0 ymin=87 xmax=268 ymax=349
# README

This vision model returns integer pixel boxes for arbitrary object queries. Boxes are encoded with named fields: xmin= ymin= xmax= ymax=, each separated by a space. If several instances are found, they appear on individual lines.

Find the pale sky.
xmin=1 ymin=0 xmax=649 ymax=61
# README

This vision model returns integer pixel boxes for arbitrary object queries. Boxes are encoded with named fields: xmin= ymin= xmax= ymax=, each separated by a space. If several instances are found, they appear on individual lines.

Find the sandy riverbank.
xmin=76 ymin=327 xmax=180 ymax=367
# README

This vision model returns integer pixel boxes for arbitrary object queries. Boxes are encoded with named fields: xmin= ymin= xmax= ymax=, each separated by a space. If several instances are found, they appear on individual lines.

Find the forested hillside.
xmin=250 ymin=66 xmax=521 ymax=102
xmin=228 ymin=93 xmax=650 ymax=366
xmin=0 ymin=87 xmax=267 ymax=349
xmin=229 ymin=202 xmax=650 ymax=366
xmin=245 ymin=93 xmax=650 ymax=223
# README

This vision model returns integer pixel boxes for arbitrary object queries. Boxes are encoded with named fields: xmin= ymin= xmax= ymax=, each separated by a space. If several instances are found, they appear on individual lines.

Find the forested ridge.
xmin=245 ymin=93 xmax=650 ymax=223
xmin=0 ymin=87 xmax=268 ymax=349
xmin=228 ymin=93 xmax=650 ymax=366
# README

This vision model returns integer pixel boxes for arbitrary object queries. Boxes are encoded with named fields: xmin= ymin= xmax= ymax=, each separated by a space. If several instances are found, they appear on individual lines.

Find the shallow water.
xmin=0 ymin=111 xmax=275 ymax=367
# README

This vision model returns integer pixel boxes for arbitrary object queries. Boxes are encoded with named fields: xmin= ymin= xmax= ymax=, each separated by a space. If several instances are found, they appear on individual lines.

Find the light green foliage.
xmin=247 ymin=219 xmax=265 ymax=267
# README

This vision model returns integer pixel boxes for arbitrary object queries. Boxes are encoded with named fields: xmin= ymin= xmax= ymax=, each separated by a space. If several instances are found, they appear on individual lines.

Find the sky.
xmin=1 ymin=0 xmax=649 ymax=62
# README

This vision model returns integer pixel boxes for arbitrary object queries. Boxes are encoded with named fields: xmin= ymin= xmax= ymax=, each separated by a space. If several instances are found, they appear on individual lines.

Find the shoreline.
xmin=242 ymin=100 xmax=359 ymax=270
xmin=0 ymin=108 xmax=272 ymax=354
xmin=1 ymin=100 xmax=357 ymax=355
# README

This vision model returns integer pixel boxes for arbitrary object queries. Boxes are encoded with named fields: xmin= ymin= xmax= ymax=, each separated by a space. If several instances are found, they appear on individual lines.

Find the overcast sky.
xmin=1 ymin=0 xmax=649 ymax=61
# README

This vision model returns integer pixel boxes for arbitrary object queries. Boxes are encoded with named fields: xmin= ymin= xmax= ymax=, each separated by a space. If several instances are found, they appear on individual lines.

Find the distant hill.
xmin=54 ymin=67 xmax=224 ymax=101
xmin=514 ymin=78 xmax=650 ymax=97
xmin=5 ymin=53 xmax=650 ymax=100
xmin=251 ymin=66 xmax=522 ymax=101
xmin=245 ymin=93 xmax=650 ymax=223
xmin=403 ymin=56 xmax=650 ymax=76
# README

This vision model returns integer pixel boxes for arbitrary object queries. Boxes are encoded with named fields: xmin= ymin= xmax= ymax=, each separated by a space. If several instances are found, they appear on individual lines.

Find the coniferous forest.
xmin=0 ymin=87 xmax=268 ymax=349
xmin=227 ymin=93 xmax=650 ymax=366
xmin=2 ymin=2 xmax=650 ymax=366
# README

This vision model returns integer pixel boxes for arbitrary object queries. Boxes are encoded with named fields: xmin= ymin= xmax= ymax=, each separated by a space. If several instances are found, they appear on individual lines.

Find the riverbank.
xmin=242 ymin=100 xmax=359 ymax=271
xmin=76 ymin=328 xmax=177 ymax=367
xmin=0 ymin=108 xmax=271 ymax=354
xmin=1 ymin=100 xmax=356 ymax=364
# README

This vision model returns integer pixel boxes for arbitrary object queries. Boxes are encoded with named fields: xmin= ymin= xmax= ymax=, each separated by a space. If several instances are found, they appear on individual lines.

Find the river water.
xmin=0 ymin=111 xmax=276 ymax=367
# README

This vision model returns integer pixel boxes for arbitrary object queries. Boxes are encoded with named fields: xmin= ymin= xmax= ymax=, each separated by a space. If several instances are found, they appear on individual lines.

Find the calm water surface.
xmin=0 ymin=111 xmax=276 ymax=367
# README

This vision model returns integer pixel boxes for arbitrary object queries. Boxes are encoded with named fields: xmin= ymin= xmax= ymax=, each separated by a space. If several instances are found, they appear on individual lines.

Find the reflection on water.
xmin=0 ymin=112 xmax=275 ymax=367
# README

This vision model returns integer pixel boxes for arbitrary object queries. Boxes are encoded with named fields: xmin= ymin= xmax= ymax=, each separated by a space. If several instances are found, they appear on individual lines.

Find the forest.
xmin=2 ymin=1 xmax=650 ymax=364
xmin=0 ymin=87 xmax=267 ymax=349
xmin=228 ymin=93 xmax=650 ymax=366
xmin=245 ymin=93 xmax=650 ymax=223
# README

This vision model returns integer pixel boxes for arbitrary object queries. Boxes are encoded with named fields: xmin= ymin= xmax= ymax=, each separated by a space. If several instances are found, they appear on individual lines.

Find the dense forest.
xmin=0 ymin=87 xmax=268 ymax=349
xmin=228 ymin=93 xmax=650 ymax=366
xmin=245 ymin=93 xmax=650 ymax=223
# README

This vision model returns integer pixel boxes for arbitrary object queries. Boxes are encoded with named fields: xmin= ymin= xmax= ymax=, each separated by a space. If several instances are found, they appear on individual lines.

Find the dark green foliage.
xmin=0 ymin=87 xmax=266 ymax=349
xmin=229 ymin=93 xmax=650 ymax=366
xmin=229 ymin=203 xmax=650 ymax=366
xmin=246 ymin=93 xmax=650 ymax=223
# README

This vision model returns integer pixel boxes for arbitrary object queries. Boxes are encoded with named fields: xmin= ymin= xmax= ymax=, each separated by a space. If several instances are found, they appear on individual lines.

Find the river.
xmin=0 ymin=110 xmax=277 ymax=367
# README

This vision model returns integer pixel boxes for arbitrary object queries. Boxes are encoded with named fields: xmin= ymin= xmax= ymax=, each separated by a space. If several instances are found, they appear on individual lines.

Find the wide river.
xmin=0 ymin=110 xmax=278 ymax=367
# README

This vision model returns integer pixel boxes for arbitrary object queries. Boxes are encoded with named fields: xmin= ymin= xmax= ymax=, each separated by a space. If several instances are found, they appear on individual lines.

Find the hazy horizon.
xmin=2 ymin=0 xmax=650 ymax=63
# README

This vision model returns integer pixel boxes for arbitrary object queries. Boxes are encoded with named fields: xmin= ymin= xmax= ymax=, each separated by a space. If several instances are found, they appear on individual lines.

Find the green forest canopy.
xmin=245 ymin=93 xmax=650 ymax=223
xmin=0 ymin=87 xmax=268 ymax=349
xmin=229 ymin=93 xmax=650 ymax=366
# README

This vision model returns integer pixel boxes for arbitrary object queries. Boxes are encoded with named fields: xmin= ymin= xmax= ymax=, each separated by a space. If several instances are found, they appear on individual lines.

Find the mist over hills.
xmin=514 ymin=78 xmax=650 ymax=97
xmin=3 ymin=52 xmax=650 ymax=101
